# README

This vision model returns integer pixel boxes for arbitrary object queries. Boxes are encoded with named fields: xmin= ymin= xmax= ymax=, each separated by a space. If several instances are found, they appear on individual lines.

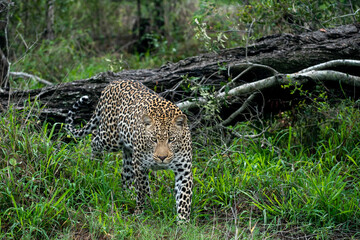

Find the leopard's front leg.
xmin=173 ymin=164 xmax=193 ymax=223
xmin=133 ymin=157 xmax=151 ymax=214
xmin=121 ymin=147 xmax=134 ymax=189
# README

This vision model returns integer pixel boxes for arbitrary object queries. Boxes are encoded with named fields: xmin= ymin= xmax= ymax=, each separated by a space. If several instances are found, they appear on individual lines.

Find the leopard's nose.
xmin=158 ymin=155 xmax=167 ymax=161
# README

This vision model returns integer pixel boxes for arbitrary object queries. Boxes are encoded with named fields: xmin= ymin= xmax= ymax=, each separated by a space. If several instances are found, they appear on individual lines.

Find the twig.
xmin=222 ymin=63 xmax=279 ymax=94
xmin=231 ymin=203 xmax=239 ymax=240
xmin=118 ymin=39 xmax=137 ymax=51
xmin=229 ymin=62 xmax=279 ymax=76
xmin=323 ymin=8 xmax=360 ymax=24
xmin=220 ymin=92 xmax=258 ymax=126
xmin=10 ymin=72 xmax=53 ymax=86
xmin=245 ymin=18 xmax=255 ymax=63
xmin=160 ymin=78 xmax=185 ymax=99
xmin=16 ymin=30 xmax=28 ymax=50
xmin=349 ymin=0 xmax=356 ymax=23
xmin=207 ymin=29 xmax=247 ymax=34
xmin=13 ymin=30 xmax=45 ymax=65
xmin=224 ymin=125 xmax=270 ymax=139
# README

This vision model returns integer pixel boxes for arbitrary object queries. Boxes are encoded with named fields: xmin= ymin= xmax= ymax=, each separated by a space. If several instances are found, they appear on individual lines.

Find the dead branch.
xmin=220 ymin=92 xmax=258 ymax=126
xmin=177 ymin=59 xmax=360 ymax=111
xmin=10 ymin=72 xmax=53 ymax=86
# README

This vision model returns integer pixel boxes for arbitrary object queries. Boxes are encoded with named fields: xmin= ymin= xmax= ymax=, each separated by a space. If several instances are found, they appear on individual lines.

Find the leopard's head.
xmin=142 ymin=113 xmax=188 ymax=164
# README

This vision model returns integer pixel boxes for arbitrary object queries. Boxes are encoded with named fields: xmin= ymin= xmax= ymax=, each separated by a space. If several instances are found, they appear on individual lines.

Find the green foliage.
xmin=193 ymin=18 xmax=228 ymax=52
xmin=192 ymin=0 xmax=359 ymax=51
xmin=1 ymin=98 xmax=359 ymax=238
xmin=191 ymin=97 xmax=360 ymax=237
xmin=8 ymin=0 xmax=360 ymax=87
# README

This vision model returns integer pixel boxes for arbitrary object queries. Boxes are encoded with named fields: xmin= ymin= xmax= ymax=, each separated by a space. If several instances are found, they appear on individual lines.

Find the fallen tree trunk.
xmin=0 ymin=24 xmax=360 ymax=124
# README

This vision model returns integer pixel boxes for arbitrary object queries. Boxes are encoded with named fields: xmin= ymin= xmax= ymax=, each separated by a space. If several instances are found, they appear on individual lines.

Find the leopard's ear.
xmin=142 ymin=114 xmax=153 ymax=126
xmin=173 ymin=114 xmax=187 ymax=129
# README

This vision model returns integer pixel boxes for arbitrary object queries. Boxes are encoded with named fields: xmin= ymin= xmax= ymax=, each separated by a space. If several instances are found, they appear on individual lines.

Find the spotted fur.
xmin=65 ymin=79 xmax=193 ymax=222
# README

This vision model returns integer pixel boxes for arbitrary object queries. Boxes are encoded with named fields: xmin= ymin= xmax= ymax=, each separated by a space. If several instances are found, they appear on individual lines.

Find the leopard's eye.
xmin=168 ymin=137 xmax=176 ymax=142
xmin=151 ymin=137 xmax=157 ymax=142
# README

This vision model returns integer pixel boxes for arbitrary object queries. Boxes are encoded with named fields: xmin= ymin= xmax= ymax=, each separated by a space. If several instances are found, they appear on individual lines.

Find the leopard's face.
xmin=142 ymin=114 xmax=187 ymax=164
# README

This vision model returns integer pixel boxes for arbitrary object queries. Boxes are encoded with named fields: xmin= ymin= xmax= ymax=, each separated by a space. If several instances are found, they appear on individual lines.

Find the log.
xmin=0 ymin=24 xmax=360 ymax=124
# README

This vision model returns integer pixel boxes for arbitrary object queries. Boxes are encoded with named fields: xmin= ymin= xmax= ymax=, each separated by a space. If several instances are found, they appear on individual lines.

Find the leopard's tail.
xmin=65 ymin=96 xmax=100 ymax=138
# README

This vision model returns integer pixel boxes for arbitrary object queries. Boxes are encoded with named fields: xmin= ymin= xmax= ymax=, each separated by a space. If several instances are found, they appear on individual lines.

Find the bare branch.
xmin=217 ymin=74 xmax=281 ymax=98
xmin=299 ymin=59 xmax=360 ymax=73
xmin=10 ymin=72 xmax=53 ymax=86
xmin=220 ymin=92 xmax=258 ymax=126
xmin=323 ymin=8 xmax=360 ymax=24
xmin=177 ymin=60 xmax=360 ymax=111
xmin=13 ymin=31 xmax=45 ymax=65
xmin=229 ymin=63 xmax=279 ymax=76
xmin=221 ymin=62 xmax=279 ymax=94
xmin=298 ymin=70 xmax=360 ymax=86
xmin=245 ymin=18 xmax=256 ymax=63
xmin=224 ymin=125 xmax=270 ymax=139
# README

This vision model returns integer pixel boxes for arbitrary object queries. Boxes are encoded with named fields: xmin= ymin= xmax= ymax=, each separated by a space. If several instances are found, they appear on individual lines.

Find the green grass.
xmin=1 ymin=100 xmax=360 ymax=239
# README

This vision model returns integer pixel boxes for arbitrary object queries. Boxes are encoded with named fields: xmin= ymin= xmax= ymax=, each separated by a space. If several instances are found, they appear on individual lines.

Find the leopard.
xmin=65 ymin=79 xmax=193 ymax=222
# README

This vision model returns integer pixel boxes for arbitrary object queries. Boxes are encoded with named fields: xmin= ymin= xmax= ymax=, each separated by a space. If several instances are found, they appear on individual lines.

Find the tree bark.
xmin=1 ymin=24 xmax=360 ymax=123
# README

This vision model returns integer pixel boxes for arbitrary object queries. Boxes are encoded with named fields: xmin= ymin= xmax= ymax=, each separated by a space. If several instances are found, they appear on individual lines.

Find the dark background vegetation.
xmin=1 ymin=0 xmax=360 ymax=239
xmin=8 ymin=0 xmax=358 ymax=86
